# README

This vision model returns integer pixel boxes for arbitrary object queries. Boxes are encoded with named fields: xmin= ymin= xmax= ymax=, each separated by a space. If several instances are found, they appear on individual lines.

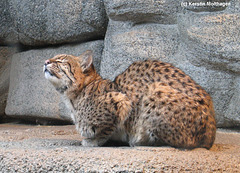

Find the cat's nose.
xmin=44 ymin=60 xmax=50 ymax=65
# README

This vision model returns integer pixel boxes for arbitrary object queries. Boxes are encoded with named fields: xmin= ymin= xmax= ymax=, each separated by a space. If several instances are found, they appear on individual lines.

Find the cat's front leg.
xmin=78 ymin=122 xmax=116 ymax=147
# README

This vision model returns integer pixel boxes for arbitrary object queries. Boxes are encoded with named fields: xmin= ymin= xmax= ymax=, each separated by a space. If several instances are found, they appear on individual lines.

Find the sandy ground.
xmin=0 ymin=124 xmax=239 ymax=172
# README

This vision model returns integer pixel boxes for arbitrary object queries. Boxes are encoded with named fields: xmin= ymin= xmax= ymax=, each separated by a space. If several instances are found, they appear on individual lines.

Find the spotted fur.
xmin=44 ymin=50 xmax=216 ymax=149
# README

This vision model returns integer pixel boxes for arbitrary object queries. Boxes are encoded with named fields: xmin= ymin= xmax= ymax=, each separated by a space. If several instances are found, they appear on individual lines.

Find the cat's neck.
xmin=64 ymin=73 xmax=117 ymax=105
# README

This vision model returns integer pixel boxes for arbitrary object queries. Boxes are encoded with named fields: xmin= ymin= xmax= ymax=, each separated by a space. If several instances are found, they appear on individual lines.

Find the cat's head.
xmin=44 ymin=50 xmax=98 ymax=94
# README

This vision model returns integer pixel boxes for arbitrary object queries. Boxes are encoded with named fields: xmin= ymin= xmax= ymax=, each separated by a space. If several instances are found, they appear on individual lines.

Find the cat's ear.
xmin=79 ymin=50 xmax=93 ymax=73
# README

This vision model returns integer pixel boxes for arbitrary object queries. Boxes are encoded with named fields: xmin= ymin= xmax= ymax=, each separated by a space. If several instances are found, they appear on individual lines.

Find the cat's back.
xmin=114 ymin=60 xmax=210 ymax=104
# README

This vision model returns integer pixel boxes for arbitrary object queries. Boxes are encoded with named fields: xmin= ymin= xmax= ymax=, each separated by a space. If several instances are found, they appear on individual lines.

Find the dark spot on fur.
xmin=150 ymin=98 xmax=155 ymax=102
xmin=154 ymin=64 xmax=160 ymax=68
xmin=179 ymin=73 xmax=186 ymax=77
xmin=169 ymin=82 xmax=173 ymax=86
xmin=193 ymin=106 xmax=198 ymax=110
xmin=198 ymin=99 xmax=205 ymax=105
xmin=114 ymin=103 xmax=118 ymax=111
xmin=174 ymin=110 xmax=180 ymax=114
xmin=118 ymin=78 xmax=121 ymax=84
xmin=145 ymin=63 xmax=149 ymax=68
xmin=165 ymin=68 xmax=170 ymax=72
xmin=164 ymin=75 xmax=169 ymax=79
xmin=160 ymin=62 xmax=165 ymax=66
xmin=172 ymin=73 xmax=176 ymax=78
xmin=203 ymin=108 xmax=207 ymax=113
xmin=92 ymin=127 xmax=96 ymax=133
xmin=156 ymin=91 xmax=162 ymax=97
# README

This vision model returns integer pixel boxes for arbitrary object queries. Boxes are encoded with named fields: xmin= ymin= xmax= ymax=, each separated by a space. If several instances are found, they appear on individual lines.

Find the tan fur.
xmin=44 ymin=50 xmax=216 ymax=149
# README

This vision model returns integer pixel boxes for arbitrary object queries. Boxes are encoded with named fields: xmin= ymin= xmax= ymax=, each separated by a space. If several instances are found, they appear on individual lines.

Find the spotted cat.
xmin=44 ymin=50 xmax=216 ymax=149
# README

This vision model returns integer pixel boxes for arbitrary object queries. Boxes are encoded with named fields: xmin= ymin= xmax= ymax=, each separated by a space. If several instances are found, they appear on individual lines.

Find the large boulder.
xmin=0 ymin=47 xmax=17 ymax=116
xmin=0 ymin=0 xmax=107 ymax=46
xmin=101 ymin=20 xmax=180 ymax=80
xmin=5 ymin=41 xmax=104 ymax=123
xmin=178 ymin=12 xmax=240 ymax=73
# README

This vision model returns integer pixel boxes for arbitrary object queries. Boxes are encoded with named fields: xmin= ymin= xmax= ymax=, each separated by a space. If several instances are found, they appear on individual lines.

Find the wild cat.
xmin=44 ymin=50 xmax=216 ymax=149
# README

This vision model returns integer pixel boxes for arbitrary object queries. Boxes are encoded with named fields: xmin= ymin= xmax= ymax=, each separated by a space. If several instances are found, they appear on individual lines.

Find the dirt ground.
xmin=0 ymin=124 xmax=239 ymax=172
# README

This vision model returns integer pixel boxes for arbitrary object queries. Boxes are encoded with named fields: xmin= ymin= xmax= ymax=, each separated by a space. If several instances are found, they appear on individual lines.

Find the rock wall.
xmin=0 ymin=0 xmax=239 ymax=127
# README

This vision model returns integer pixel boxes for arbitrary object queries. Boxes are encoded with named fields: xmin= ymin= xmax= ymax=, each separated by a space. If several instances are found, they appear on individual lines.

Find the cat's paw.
xmin=81 ymin=138 xmax=108 ymax=147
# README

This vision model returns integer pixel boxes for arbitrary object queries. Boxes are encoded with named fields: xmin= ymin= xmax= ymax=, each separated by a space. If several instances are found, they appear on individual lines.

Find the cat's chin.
xmin=44 ymin=70 xmax=62 ymax=90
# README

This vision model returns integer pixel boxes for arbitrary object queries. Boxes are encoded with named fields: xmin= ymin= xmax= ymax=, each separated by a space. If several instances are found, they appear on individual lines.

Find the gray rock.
xmin=0 ymin=0 xmax=18 ymax=45
xmin=178 ymin=12 xmax=240 ymax=74
xmin=0 ymin=47 xmax=17 ymax=116
xmin=104 ymin=0 xmax=180 ymax=24
xmin=101 ymin=20 xmax=180 ymax=80
xmin=5 ymin=41 xmax=104 ymax=123
xmin=224 ymin=77 xmax=240 ymax=127
xmin=226 ymin=0 xmax=240 ymax=12
xmin=6 ymin=0 xmax=107 ymax=46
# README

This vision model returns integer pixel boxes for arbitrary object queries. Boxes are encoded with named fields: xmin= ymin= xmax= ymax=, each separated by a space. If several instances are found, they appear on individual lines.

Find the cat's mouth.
xmin=43 ymin=65 xmax=53 ymax=75
xmin=43 ymin=65 xmax=59 ymax=80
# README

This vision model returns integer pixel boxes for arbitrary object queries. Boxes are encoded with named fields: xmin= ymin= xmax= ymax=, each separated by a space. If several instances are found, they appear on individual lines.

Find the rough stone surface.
xmin=101 ymin=20 xmax=180 ymax=80
xmin=178 ymin=12 xmax=240 ymax=73
xmin=226 ymin=0 xmax=240 ymax=12
xmin=0 ymin=47 xmax=17 ymax=116
xmin=5 ymin=41 xmax=104 ymax=122
xmin=1 ymin=0 xmax=107 ymax=46
xmin=104 ymin=0 xmax=180 ymax=24
xmin=0 ymin=0 xmax=18 ymax=45
xmin=0 ymin=124 xmax=239 ymax=172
